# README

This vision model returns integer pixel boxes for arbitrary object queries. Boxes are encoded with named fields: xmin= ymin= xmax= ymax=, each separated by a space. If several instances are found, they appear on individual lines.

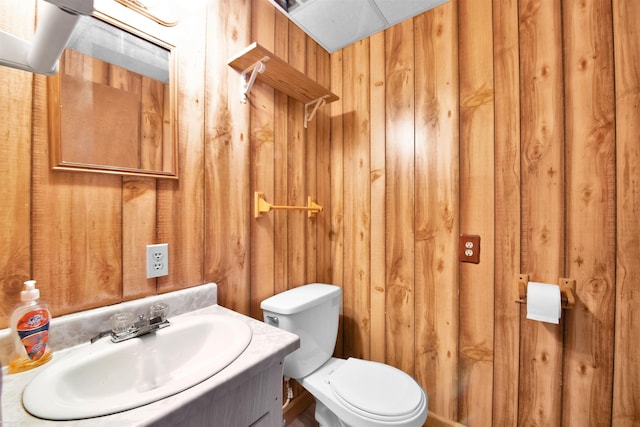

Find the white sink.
xmin=23 ymin=313 xmax=252 ymax=420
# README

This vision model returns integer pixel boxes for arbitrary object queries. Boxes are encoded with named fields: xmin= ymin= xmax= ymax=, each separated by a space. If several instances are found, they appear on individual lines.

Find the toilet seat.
xmin=328 ymin=358 xmax=426 ymax=422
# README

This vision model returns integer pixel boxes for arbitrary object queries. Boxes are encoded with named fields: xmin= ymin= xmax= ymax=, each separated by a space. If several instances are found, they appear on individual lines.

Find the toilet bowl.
xmin=300 ymin=357 xmax=427 ymax=427
xmin=260 ymin=283 xmax=428 ymax=427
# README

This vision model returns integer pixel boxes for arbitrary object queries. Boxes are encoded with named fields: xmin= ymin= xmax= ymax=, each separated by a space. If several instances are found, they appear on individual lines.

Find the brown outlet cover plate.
xmin=459 ymin=234 xmax=480 ymax=264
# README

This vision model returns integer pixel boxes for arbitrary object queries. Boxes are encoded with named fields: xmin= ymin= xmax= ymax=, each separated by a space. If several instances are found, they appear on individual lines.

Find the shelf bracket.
xmin=240 ymin=56 xmax=269 ymax=104
xmin=304 ymin=95 xmax=329 ymax=128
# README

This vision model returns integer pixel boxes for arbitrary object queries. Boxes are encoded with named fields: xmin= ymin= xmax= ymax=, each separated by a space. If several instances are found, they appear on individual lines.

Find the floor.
xmin=288 ymin=401 xmax=319 ymax=427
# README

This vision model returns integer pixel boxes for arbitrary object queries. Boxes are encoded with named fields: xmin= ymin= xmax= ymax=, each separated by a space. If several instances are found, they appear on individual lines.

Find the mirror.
xmin=48 ymin=13 xmax=178 ymax=179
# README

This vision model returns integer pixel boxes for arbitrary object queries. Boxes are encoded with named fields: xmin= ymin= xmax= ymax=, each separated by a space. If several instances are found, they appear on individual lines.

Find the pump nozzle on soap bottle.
xmin=8 ymin=280 xmax=53 ymax=374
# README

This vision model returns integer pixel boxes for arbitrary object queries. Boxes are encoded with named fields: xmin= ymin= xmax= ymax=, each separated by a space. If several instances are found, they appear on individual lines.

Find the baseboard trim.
xmin=425 ymin=411 xmax=465 ymax=427
xmin=283 ymin=389 xmax=315 ymax=425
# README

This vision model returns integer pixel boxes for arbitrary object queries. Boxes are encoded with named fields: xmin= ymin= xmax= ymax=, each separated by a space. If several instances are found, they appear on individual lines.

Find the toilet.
xmin=261 ymin=283 xmax=428 ymax=427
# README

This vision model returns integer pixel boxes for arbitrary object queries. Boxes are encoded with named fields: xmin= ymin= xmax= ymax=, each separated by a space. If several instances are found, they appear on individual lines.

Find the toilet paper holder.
xmin=515 ymin=274 xmax=576 ymax=309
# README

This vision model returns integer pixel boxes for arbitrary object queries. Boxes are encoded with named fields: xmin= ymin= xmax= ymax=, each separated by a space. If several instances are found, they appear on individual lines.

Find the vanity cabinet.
xmin=148 ymin=358 xmax=285 ymax=427
xmin=1 ymin=284 xmax=299 ymax=427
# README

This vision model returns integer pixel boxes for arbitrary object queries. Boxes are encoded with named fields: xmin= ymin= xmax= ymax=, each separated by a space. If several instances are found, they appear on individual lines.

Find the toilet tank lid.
xmin=260 ymin=283 xmax=342 ymax=315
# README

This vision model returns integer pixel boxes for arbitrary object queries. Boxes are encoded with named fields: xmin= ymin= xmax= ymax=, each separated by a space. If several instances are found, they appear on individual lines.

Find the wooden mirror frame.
xmin=47 ymin=11 xmax=179 ymax=179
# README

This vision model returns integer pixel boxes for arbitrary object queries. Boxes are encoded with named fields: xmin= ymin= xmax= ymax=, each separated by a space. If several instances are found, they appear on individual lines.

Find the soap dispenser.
xmin=8 ymin=280 xmax=52 ymax=374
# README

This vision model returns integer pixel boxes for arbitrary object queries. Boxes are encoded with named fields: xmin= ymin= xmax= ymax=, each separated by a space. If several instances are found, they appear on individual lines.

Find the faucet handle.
xmin=110 ymin=312 xmax=135 ymax=335
xmin=149 ymin=302 xmax=169 ymax=322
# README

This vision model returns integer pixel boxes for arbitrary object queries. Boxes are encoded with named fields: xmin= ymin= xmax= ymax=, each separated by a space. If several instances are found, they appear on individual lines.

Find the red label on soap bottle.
xmin=17 ymin=309 xmax=50 ymax=360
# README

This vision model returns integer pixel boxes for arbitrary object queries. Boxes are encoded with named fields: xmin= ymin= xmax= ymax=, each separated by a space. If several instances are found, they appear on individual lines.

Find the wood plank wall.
xmin=458 ymin=0 xmax=494 ymax=423
xmin=1 ymin=0 xmax=640 ymax=426
xmin=613 ymin=1 xmax=640 ymax=425
xmin=0 ymin=0 xmax=34 ymax=320
xmin=329 ymin=0 xmax=637 ymax=426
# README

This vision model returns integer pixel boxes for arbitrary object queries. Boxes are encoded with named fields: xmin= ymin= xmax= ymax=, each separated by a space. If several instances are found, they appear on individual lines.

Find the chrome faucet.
xmin=91 ymin=303 xmax=170 ymax=344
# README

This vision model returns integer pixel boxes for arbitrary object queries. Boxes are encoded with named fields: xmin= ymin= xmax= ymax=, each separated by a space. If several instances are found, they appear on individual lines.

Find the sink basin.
xmin=23 ymin=313 xmax=252 ymax=420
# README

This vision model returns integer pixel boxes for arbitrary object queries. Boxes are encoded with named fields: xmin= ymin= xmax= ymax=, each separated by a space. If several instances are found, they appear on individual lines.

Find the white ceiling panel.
xmin=269 ymin=0 xmax=450 ymax=53
xmin=373 ymin=0 xmax=448 ymax=26
xmin=288 ymin=0 xmax=386 ymax=52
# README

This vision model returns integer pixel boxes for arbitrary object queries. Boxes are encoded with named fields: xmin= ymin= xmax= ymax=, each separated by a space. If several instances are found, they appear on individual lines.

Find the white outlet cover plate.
xmin=146 ymin=243 xmax=169 ymax=278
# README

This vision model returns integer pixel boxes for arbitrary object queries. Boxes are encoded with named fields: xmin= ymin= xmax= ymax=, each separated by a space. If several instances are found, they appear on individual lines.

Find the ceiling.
xmin=267 ymin=0 xmax=449 ymax=53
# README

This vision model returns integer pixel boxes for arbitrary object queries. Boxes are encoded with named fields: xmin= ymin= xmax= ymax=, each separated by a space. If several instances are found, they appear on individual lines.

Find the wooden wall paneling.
xmin=33 ymin=76 xmax=123 ymax=316
xmin=62 ymin=50 xmax=83 ymax=77
xmin=0 ymin=0 xmax=35 ymax=327
xmin=35 ymin=35 xmax=122 ymax=315
xmin=457 ymin=0 xmax=495 ymax=424
xmin=342 ymin=40 xmax=372 ymax=360
xmin=414 ymin=4 xmax=459 ymax=419
xmin=384 ymin=19 xmax=416 ymax=375
xmin=218 ymin=0 xmax=252 ymax=314
xmin=249 ymin=0 xmax=276 ymax=318
xmin=156 ymin=9 xmax=207 ymax=294
xmin=88 ymin=54 xmax=110 ymax=84
xmin=161 ymin=82 xmax=174 ymax=173
xmin=413 ymin=8 xmax=432 ymax=397
xmin=122 ymin=177 xmax=157 ymax=300
xmin=305 ymin=38 xmax=318 ymax=283
xmin=140 ymin=76 xmax=166 ymax=171
xmin=562 ymin=0 xmax=616 ymax=425
xmin=517 ymin=0 xmax=565 ymax=425
xmin=203 ymin=0 xmax=251 ymax=314
xmin=108 ymin=61 xmax=142 ymax=94
xmin=491 ymin=0 xmax=521 ymax=424
xmin=94 ymin=52 xmax=154 ymax=302
xmin=59 ymin=54 xmax=142 ymax=170
xmin=329 ymin=48 xmax=345 ymax=356
xmin=613 ymin=0 xmax=640 ymax=424
xmin=369 ymin=31 xmax=386 ymax=364
xmin=42 ymin=26 xmax=159 ymax=308
xmin=286 ymin=24 xmax=307 ymax=288
xmin=315 ymin=47 xmax=332 ymax=284
xmin=274 ymin=11 xmax=289 ymax=296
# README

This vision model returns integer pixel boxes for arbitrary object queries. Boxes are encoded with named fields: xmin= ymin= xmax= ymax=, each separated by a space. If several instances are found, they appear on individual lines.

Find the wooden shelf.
xmin=227 ymin=42 xmax=339 ymax=105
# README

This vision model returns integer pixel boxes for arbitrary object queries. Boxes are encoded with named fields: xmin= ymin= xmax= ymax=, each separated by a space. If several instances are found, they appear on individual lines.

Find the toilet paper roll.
xmin=526 ymin=281 xmax=561 ymax=324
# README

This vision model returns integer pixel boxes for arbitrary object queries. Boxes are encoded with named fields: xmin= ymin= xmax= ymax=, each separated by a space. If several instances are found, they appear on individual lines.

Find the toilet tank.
xmin=261 ymin=284 xmax=341 ymax=379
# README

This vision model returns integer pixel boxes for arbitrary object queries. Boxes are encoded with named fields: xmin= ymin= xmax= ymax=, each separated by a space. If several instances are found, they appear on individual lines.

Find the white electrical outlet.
xmin=146 ymin=243 xmax=169 ymax=278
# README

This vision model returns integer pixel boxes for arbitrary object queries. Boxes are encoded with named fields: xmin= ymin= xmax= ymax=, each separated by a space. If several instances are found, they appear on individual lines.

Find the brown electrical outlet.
xmin=459 ymin=234 xmax=480 ymax=264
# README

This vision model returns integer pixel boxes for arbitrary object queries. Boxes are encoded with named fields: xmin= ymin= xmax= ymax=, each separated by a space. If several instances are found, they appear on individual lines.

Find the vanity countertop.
xmin=1 ymin=302 xmax=299 ymax=426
